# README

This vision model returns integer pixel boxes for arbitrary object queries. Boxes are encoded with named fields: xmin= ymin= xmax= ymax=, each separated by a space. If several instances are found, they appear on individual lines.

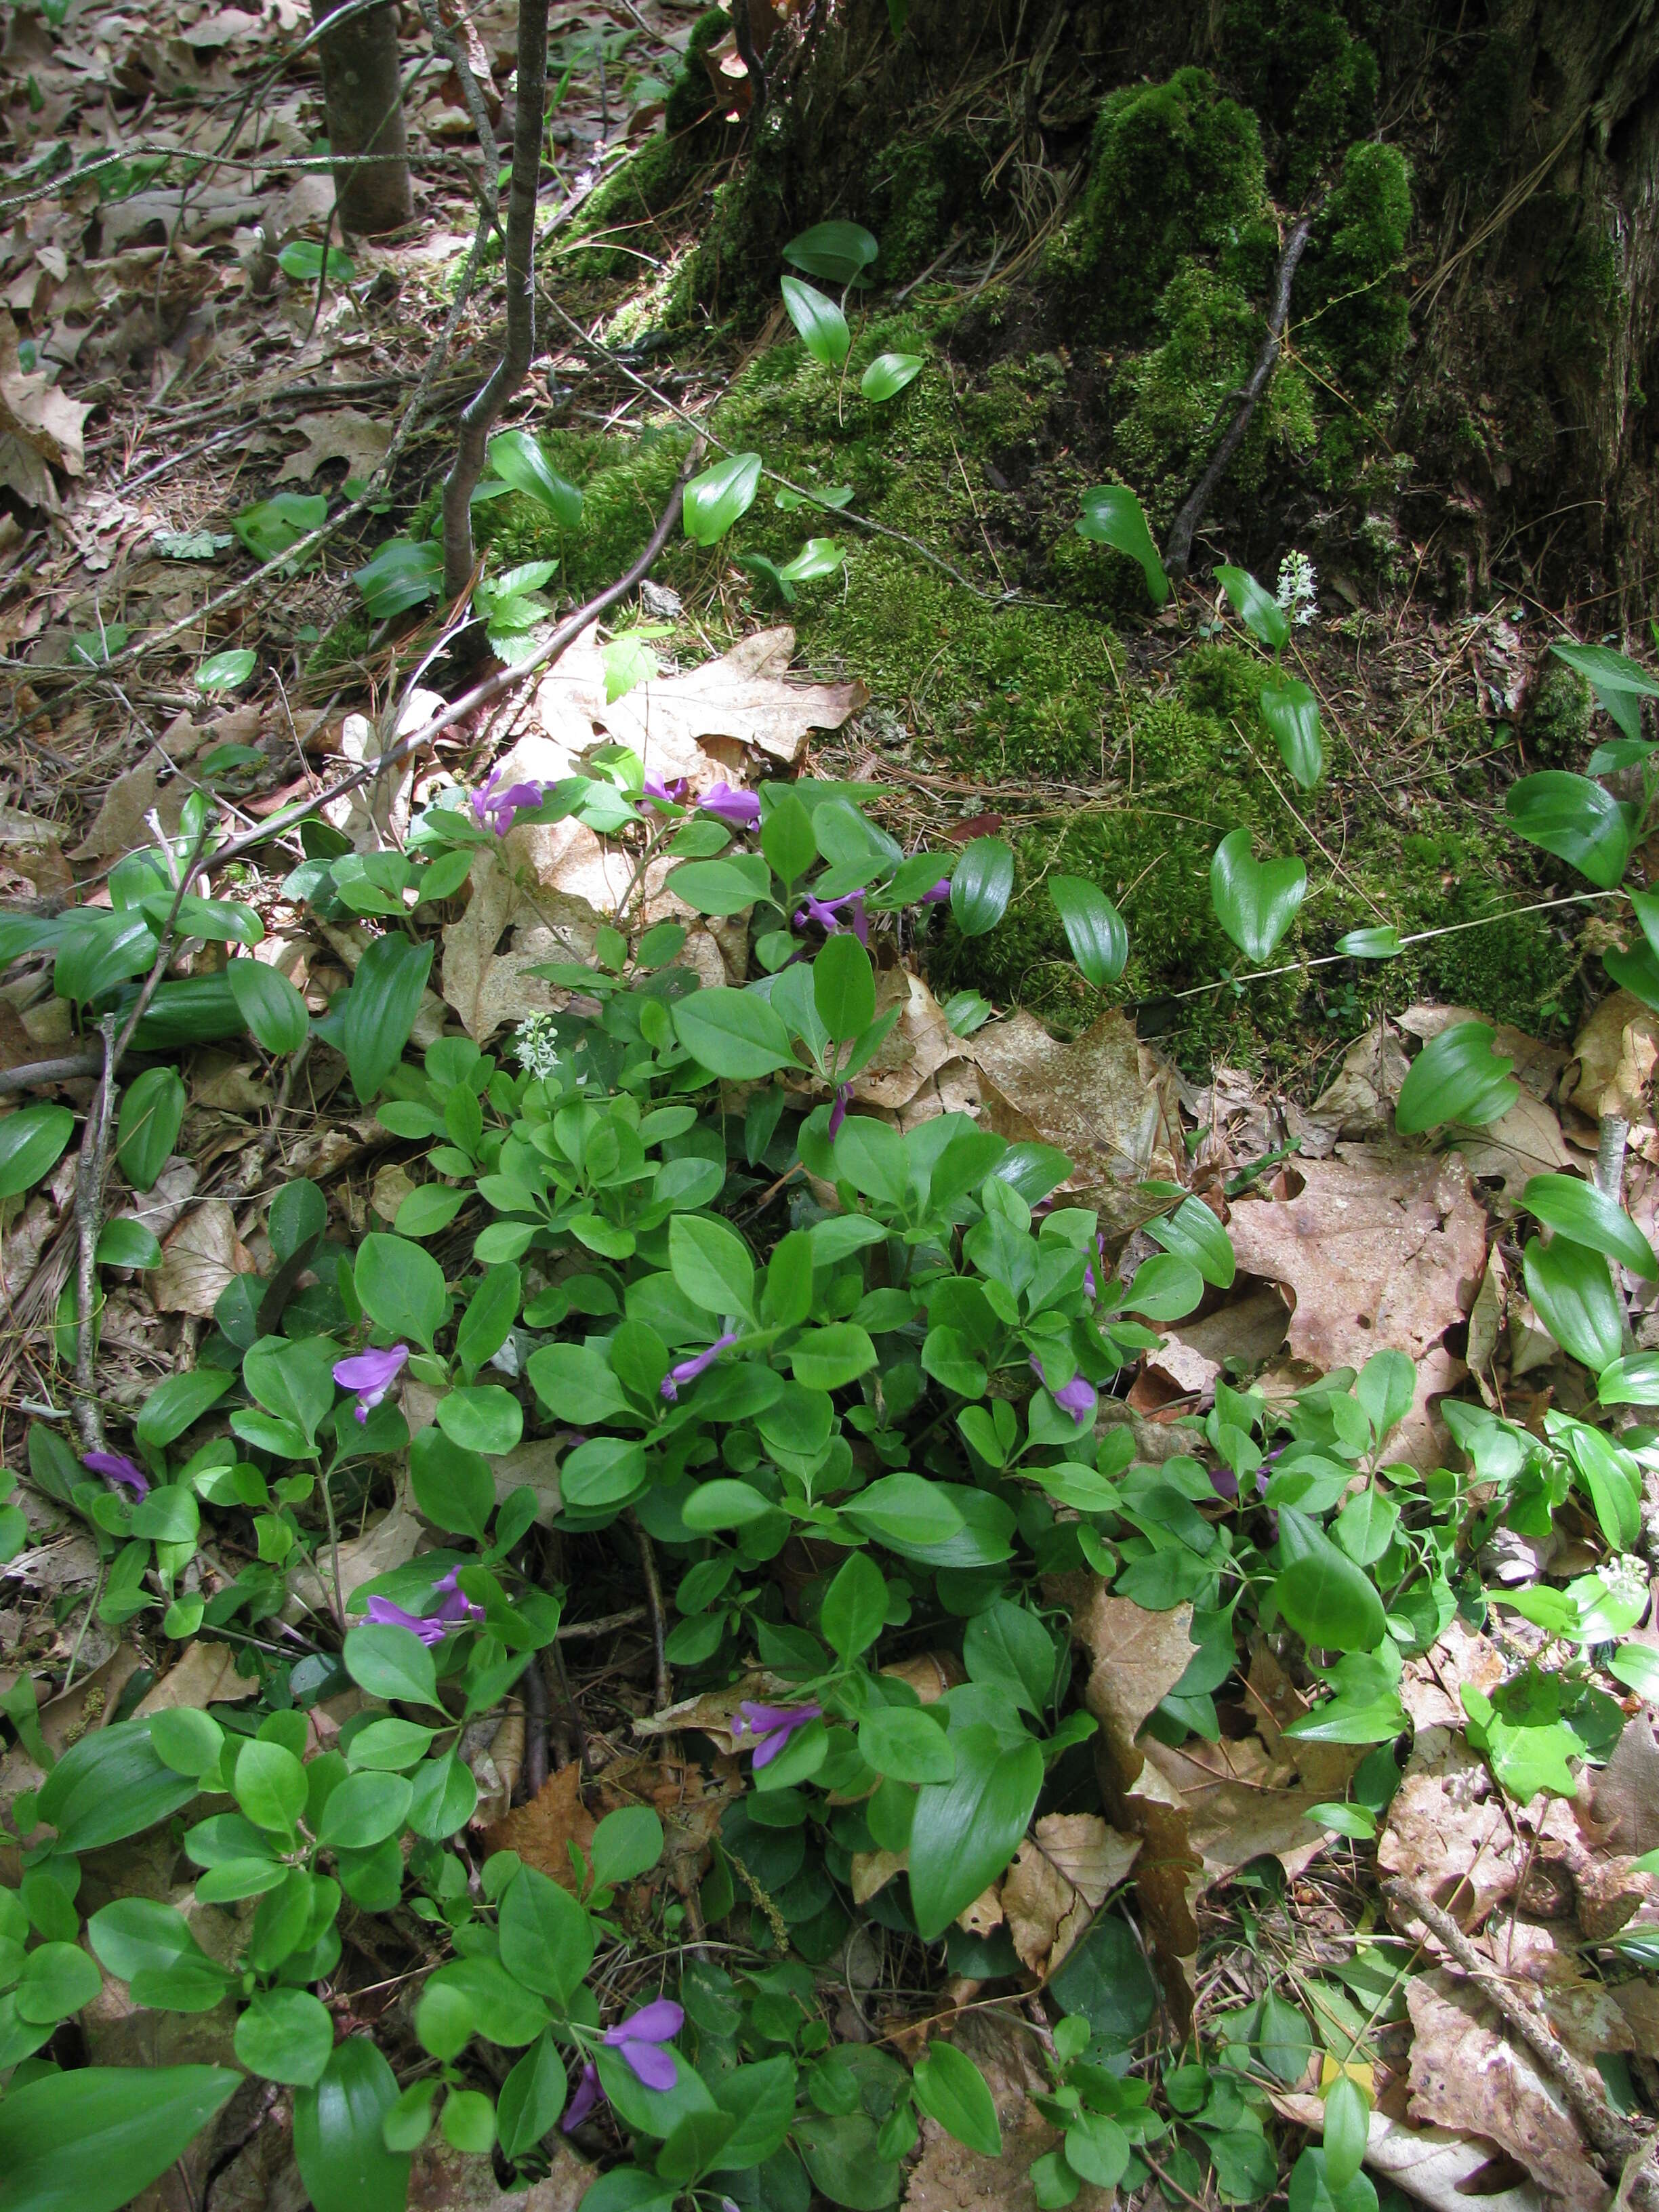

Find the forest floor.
xmin=3 ymin=6 xmax=1659 ymax=2212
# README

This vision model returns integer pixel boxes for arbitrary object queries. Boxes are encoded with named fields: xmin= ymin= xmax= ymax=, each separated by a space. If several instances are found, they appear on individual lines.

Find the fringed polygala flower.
xmin=1029 ymin=1355 xmax=1097 ymax=1426
xmin=333 ymin=1344 xmax=409 ymax=1424
xmin=82 ymin=1451 xmax=148 ymax=1496
xmin=660 ymin=1331 xmax=739 ymax=1402
xmin=731 ymin=1700 xmax=823 ymax=1769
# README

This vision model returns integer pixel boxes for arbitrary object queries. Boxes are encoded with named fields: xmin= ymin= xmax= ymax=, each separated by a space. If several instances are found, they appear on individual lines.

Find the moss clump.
xmin=306 ymin=613 xmax=370 ymax=677
xmin=562 ymin=134 xmax=689 ymax=283
xmin=481 ymin=426 xmax=695 ymax=599
xmin=1300 ymin=141 xmax=1412 ymax=402
xmin=1070 ymin=68 xmax=1271 ymax=337
xmin=1221 ymin=0 xmax=1379 ymax=199
xmin=1525 ymin=665 xmax=1593 ymax=765
xmin=867 ymin=136 xmax=983 ymax=285
xmin=663 ymin=7 xmax=730 ymax=134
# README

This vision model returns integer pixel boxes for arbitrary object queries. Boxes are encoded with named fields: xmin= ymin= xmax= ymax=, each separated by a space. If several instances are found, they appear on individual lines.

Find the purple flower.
xmin=365 ymin=1569 xmax=484 ymax=1647
xmin=472 ymin=769 xmax=544 ymax=836
xmin=660 ymin=1330 xmax=739 ymax=1402
xmin=793 ymin=890 xmax=869 ymax=947
xmin=561 ymin=2060 xmax=601 ymax=2133
xmin=333 ymin=1343 xmax=409 ymax=1423
xmin=643 ymin=775 xmax=687 ymax=810
xmin=918 ymin=878 xmax=950 ymax=905
xmin=83 ymin=1450 xmax=148 ymax=1496
xmin=732 ymin=1700 xmax=823 ymax=1770
xmin=1029 ymin=1355 xmax=1097 ymax=1425
xmin=827 ymin=1084 xmax=851 ymax=1138
xmin=602 ymin=1999 xmax=684 ymax=2091
xmin=698 ymin=782 xmax=760 ymax=832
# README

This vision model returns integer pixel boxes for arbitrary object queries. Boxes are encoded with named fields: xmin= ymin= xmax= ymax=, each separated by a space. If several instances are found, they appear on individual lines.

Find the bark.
xmin=310 ymin=0 xmax=413 ymax=240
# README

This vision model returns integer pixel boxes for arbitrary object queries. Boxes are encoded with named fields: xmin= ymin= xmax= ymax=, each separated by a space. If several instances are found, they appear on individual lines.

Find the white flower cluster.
xmin=1603 ymin=1553 xmax=1649 ymax=1612
xmin=1275 ymin=550 xmax=1317 ymax=626
xmin=512 ymin=1012 xmax=562 ymax=1081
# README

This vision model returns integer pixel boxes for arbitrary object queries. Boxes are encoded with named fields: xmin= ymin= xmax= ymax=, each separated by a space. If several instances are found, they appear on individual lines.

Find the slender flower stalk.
xmin=333 ymin=1343 xmax=409 ymax=1423
xmin=82 ymin=1450 xmax=148 ymax=1496
xmin=731 ymin=1700 xmax=823 ymax=1769
xmin=660 ymin=1330 xmax=739 ymax=1401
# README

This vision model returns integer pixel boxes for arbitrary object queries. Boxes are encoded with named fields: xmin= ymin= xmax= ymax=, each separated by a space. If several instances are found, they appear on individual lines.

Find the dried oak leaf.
xmin=999 ymin=1811 xmax=1140 ymax=1975
xmin=1379 ymin=1730 xmax=1579 ymax=1934
xmin=1405 ymin=1969 xmax=1605 ymax=2212
xmin=440 ymin=846 xmax=569 ymax=1044
xmin=149 ymin=1198 xmax=255 ymax=1318
xmin=276 ymin=407 xmax=392 ymax=483
xmin=1225 ymin=1144 xmax=1487 ymax=1373
xmin=903 ymin=2011 xmax=1117 ymax=2212
xmin=0 ymin=304 xmax=87 ymax=478
xmin=483 ymin=1760 xmax=596 ymax=1888
xmin=970 ymin=1009 xmax=1183 ymax=1233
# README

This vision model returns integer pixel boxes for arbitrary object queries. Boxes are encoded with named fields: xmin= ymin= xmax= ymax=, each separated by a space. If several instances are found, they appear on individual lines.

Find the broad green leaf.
xmin=434 ymin=1382 xmax=523 ymax=1456
xmin=196 ymin=647 xmax=255 ymax=692
xmin=858 ymin=1706 xmax=954 ymax=1783
xmin=1210 ymin=828 xmax=1306 ymax=962
xmin=908 ymin=1723 xmax=1042 ymax=1939
xmin=1336 ymin=925 xmax=1403 ymax=958
xmin=343 ymin=1624 xmax=441 ymax=1708
xmin=1604 ymin=936 xmax=1659 ymax=1011
xmin=669 ymin=1212 xmax=756 ymax=1318
xmin=781 ymin=276 xmax=851 ymax=369
xmin=600 ymin=632 xmax=658 ymax=701
xmin=235 ymin=1987 xmax=335 ymax=2087
xmin=815 ymin=929 xmax=876 ymax=1040
xmin=233 ymin=491 xmax=327 ymax=566
xmin=1599 ymin=1351 xmax=1659 ymax=1406
xmin=228 ymin=958 xmax=310 ymax=1054
xmin=1047 ymin=874 xmax=1127 ymax=986
xmin=499 ymin=1864 xmax=595 ymax=2003
xmin=116 ymin=1067 xmax=186 ymax=1192
xmin=949 ymin=837 xmax=1014 ymax=937
xmin=1524 ymin=1237 xmax=1623 ymax=1374
xmin=355 ymin=1231 xmax=447 ymax=1348
xmin=293 ymin=2036 xmax=411 ymax=2212
xmin=673 ymin=986 xmax=796 ymax=1078
xmin=0 ymin=2064 xmax=240 ymax=2212
xmin=781 ymin=220 xmax=878 ymax=283
xmin=665 ymin=855 xmax=771 ymax=916
xmin=912 ymin=2043 xmax=1001 ymax=2157
xmin=342 ymin=934 xmax=432 ymax=1101
xmin=590 ymin=1805 xmax=664 ymax=1886
xmin=1074 ymin=484 xmax=1169 ymax=607
xmin=779 ymin=535 xmax=845 ymax=582
xmin=1395 ymin=1021 xmax=1517 ymax=1134
xmin=1147 ymin=1196 xmax=1235 ymax=1288
xmin=796 ymin=2116 xmax=900 ymax=2211
xmin=1523 ymin=1172 xmax=1658 ymax=1279
xmin=0 ymin=1102 xmax=74 ymax=1199
xmin=1550 ymin=639 xmax=1659 ymax=743
xmin=278 ymin=239 xmax=354 ymax=282
xmin=1260 ymin=678 xmax=1323 ymax=788
xmin=684 ymin=453 xmax=762 ymax=547
xmin=35 ymin=1719 xmax=201 ymax=1851
xmin=1505 ymin=771 xmax=1634 ymax=888
xmin=860 ymin=352 xmax=923 ymax=401
xmin=1216 ymin=565 xmax=1289 ymax=650
xmin=789 ymin=1322 xmax=877 ymax=1390
xmin=135 ymin=1366 xmax=231 ymax=1447
xmin=353 ymin=536 xmax=442 ymax=618
xmin=486 ymin=429 xmax=583 ymax=527
xmin=316 ymin=1771 xmax=413 ymax=1850
xmin=1273 ymin=1510 xmax=1386 ymax=1651
xmin=96 ymin=1217 xmax=163 ymax=1270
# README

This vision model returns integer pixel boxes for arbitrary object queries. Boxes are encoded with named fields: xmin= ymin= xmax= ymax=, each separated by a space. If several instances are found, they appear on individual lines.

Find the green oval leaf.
xmin=195 ymin=647 xmax=255 ymax=692
xmin=913 ymin=2043 xmax=1002 ymax=2158
xmin=780 ymin=276 xmax=851 ymax=370
xmin=1522 ymin=1235 xmax=1623 ymax=1373
xmin=1523 ymin=1172 xmax=1657 ymax=1280
xmin=1259 ymin=678 xmax=1323 ymax=789
xmin=0 ymin=1101 xmax=75 ymax=1198
xmin=1073 ymin=483 xmax=1169 ymax=607
xmin=0 ymin=2064 xmax=241 ymax=2212
xmin=1047 ymin=873 xmax=1127 ymax=986
xmin=1210 ymin=828 xmax=1306 ymax=962
xmin=341 ymin=934 xmax=433 ymax=1101
xmin=664 ymin=854 xmax=771 ymax=917
xmin=860 ymin=350 xmax=923 ymax=403
xmin=949 ymin=836 xmax=1014 ymax=938
xmin=909 ymin=1724 xmax=1042 ymax=1940
xmin=228 ymin=958 xmax=310 ymax=1054
xmin=486 ymin=428 xmax=583 ymax=528
xmin=782 ymin=220 xmax=878 ymax=283
xmin=354 ymin=1231 xmax=447 ymax=1349
xmin=1273 ymin=1512 xmax=1385 ymax=1652
xmin=293 ymin=2036 xmax=411 ymax=2212
xmin=1336 ymin=925 xmax=1403 ymax=959
xmin=672 ymin=986 xmax=796 ymax=1079
xmin=1216 ymin=564 xmax=1289 ymax=649
xmin=1505 ymin=771 xmax=1634 ymax=888
xmin=1395 ymin=1021 xmax=1518 ymax=1134
xmin=683 ymin=453 xmax=762 ymax=548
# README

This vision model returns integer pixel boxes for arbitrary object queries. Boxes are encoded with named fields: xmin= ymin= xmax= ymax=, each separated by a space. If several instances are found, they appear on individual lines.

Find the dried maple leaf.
xmin=1225 ymin=1145 xmax=1487 ymax=1373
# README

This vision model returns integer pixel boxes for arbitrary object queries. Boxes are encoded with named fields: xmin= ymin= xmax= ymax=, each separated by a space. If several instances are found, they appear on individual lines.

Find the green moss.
xmin=1221 ymin=0 xmax=1378 ymax=199
xmin=306 ymin=614 xmax=370 ymax=676
xmin=1525 ymin=665 xmax=1593 ymax=765
xmin=562 ymin=134 xmax=688 ymax=283
xmin=664 ymin=7 xmax=730 ymax=134
xmin=1300 ymin=140 xmax=1412 ymax=401
xmin=870 ymin=136 xmax=984 ymax=285
xmin=479 ymin=424 xmax=696 ymax=598
xmin=1071 ymin=69 xmax=1271 ymax=337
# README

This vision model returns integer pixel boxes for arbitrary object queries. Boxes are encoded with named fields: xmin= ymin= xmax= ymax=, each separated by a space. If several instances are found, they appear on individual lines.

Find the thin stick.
xmin=70 ymin=1017 xmax=118 ymax=1459
xmin=1165 ymin=211 xmax=1316 ymax=579
xmin=556 ymin=1604 xmax=650 ymax=1639
xmin=628 ymin=1509 xmax=672 ymax=1712
xmin=441 ymin=0 xmax=550 ymax=601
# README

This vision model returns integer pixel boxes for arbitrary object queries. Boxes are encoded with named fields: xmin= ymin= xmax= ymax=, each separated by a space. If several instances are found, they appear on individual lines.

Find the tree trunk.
xmin=703 ymin=0 xmax=1659 ymax=603
xmin=310 ymin=0 xmax=414 ymax=240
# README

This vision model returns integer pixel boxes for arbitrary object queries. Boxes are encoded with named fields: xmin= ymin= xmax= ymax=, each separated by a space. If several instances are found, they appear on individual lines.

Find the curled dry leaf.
xmin=134 ymin=1640 xmax=256 ymax=1714
xmin=1379 ymin=1730 xmax=1580 ymax=1934
xmin=149 ymin=1198 xmax=255 ymax=1318
xmin=849 ymin=969 xmax=961 ymax=1114
xmin=484 ymin=1759 xmax=596 ymax=1888
xmin=1225 ymin=1145 xmax=1488 ymax=1373
xmin=1561 ymin=990 xmax=1659 ymax=1130
xmin=998 ymin=1811 xmax=1141 ymax=1975
xmin=1305 ymin=1019 xmax=1412 ymax=1146
xmin=970 ymin=1008 xmax=1183 ymax=1233
xmin=1406 ymin=1970 xmax=1607 ymax=2212
xmin=441 ymin=847 xmax=568 ymax=1044
xmin=1271 ymin=2092 xmax=1544 ymax=2212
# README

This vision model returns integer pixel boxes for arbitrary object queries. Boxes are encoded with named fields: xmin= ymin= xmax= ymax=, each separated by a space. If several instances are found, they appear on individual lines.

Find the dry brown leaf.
xmin=134 ymin=1639 xmax=256 ymax=1713
xmin=0 ymin=304 xmax=87 ymax=478
xmin=1561 ymin=991 xmax=1659 ymax=1129
xmin=286 ymin=1478 xmax=425 ymax=1622
xmin=1589 ymin=1710 xmax=1659 ymax=1854
xmin=903 ymin=2013 xmax=1116 ymax=2212
xmin=1062 ymin=1584 xmax=1196 ymax=1770
xmin=1406 ymin=1970 xmax=1606 ymax=2212
xmin=407 ymin=2135 xmax=594 ymax=2211
xmin=68 ymin=752 xmax=198 ymax=859
xmin=849 ymin=969 xmax=961 ymax=1113
xmin=1399 ymin=1620 xmax=1506 ymax=1733
xmin=440 ymin=846 xmax=567 ymax=1042
xmin=971 ymin=1008 xmax=1183 ymax=1231
xmin=484 ymin=1760 xmax=596 ymax=1888
xmin=1450 ymin=1091 xmax=1574 ymax=1197
xmin=1379 ymin=1729 xmax=1580 ymax=1932
xmin=371 ymin=1160 xmax=417 ymax=1221
xmin=276 ymin=407 xmax=392 ymax=483
xmin=0 ymin=803 xmax=69 ymax=893
xmin=1481 ymin=1917 xmax=1638 ymax=2065
xmin=149 ymin=1199 xmax=254 ymax=1317
xmin=999 ymin=1811 xmax=1139 ymax=1975
xmin=1306 ymin=1019 xmax=1412 ymax=1143
xmin=1225 ymin=1145 xmax=1487 ymax=1372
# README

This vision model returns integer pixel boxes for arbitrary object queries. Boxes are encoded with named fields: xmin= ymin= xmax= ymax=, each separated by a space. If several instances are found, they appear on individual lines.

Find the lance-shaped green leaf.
xmin=1216 ymin=565 xmax=1289 ymax=650
xmin=781 ymin=220 xmax=878 ymax=284
xmin=861 ymin=352 xmax=923 ymax=401
xmin=1336 ymin=925 xmax=1403 ymax=958
xmin=1551 ymin=639 xmax=1659 ymax=744
xmin=1523 ymin=1236 xmax=1623 ymax=1374
xmin=1259 ymin=678 xmax=1323 ymax=788
xmin=1074 ymin=484 xmax=1169 ymax=607
xmin=1210 ymin=828 xmax=1306 ymax=962
xmin=485 ymin=429 xmax=583 ymax=528
xmin=1394 ymin=1020 xmax=1517 ymax=1134
xmin=683 ymin=453 xmax=762 ymax=546
xmin=1504 ymin=771 xmax=1634 ymax=888
xmin=950 ymin=837 xmax=1014 ymax=937
xmin=1047 ymin=874 xmax=1128 ymax=986
xmin=1522 ymin=1172 xmax=1658 ymax=1279
xmin=780 ymin=276 xmax=851 ymax=370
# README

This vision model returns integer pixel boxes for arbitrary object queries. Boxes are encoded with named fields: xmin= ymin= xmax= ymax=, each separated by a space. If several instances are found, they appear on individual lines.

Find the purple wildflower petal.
xmin=82 ymin=1450 xmax=149 ymax=1496
xmin=619 ymin=2040 xmax=678 ymax=2091
xmin=561 ymin=2062 xmax=602 ymax=2133
xmin=733 ymin=1700 xmax=822 ymax=1767
xmin=610 ymin=1998 xmax=685 ymax=2046
xmin=483 ymin=780 xmax=544 ymax=836
xmin=643 ymin=776 xmax=687 ymax=809
xmin=470 ymin=769 xmax=504 ymax=830
xmin=698 ymin=782 xmax=760 ymax=832
xmin=333 ymin=1343 xmax=409 ymax=1424
xmin=1028 ymin=1355 xmax=1097 ymax=1425
xmin=827 ymin=1084 xmax=851 ymax=1138
xmin=365 ymin=1595 xmax=447 ymax=1645
xmin=660 ymin=1329 xmax=739 ymax=1402
xmin=918 ymin=878 xmax=950 ymax=905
